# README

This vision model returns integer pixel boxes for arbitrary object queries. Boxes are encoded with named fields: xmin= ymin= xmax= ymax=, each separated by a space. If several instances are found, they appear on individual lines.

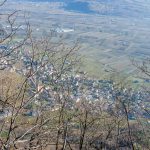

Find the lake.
xmin=64 ymin=2 xmax=94 ymax=14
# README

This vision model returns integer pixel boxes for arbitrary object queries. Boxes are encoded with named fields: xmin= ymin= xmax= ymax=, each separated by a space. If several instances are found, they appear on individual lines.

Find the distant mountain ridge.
xmin=20 ymin=0 xmax=150 ymax=18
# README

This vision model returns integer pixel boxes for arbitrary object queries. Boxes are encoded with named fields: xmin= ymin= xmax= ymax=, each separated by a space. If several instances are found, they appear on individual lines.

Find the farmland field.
xmin=1 ymin=0 xmax=150 ymax=79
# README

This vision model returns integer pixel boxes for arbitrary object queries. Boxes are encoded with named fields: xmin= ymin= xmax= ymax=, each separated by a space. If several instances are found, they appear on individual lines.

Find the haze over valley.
xmin=2 ymin=0 xmax=150 ymax=78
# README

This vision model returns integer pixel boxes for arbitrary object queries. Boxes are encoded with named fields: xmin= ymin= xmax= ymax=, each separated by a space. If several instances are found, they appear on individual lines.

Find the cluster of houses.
xmin=13 ymin=51 xmax=150 ymax=120
xmin=0 ymin=26 xmax=149 ymax=120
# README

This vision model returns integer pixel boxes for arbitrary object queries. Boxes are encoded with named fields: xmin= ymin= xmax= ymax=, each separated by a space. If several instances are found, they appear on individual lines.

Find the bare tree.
xmin=0 ymin=1 xmax=149 ymax=150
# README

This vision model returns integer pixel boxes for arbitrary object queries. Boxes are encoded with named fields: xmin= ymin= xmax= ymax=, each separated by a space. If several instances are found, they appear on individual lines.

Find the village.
xmin=0 ymin=38 xmax=149 ymax=122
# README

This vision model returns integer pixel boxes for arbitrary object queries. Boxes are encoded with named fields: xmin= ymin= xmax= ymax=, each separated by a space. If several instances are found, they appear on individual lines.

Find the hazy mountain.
xmin=21 ymin=0 xmax=150 ymax=18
